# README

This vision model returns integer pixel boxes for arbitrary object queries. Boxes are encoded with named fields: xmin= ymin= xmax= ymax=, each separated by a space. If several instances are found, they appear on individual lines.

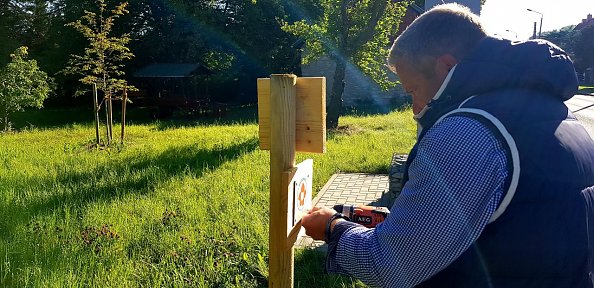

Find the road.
xmin=565 ymin=94 xmax=594 ymax=139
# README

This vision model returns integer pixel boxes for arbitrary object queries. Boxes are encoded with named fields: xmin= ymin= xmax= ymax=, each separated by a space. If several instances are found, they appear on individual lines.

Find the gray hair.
xmin=388 ymin=3 xmax=486 ymax=76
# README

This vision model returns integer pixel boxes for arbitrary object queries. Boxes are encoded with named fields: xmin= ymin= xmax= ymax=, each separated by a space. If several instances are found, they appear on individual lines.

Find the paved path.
xmin=294 ymin=173 xmax=391 ymax=250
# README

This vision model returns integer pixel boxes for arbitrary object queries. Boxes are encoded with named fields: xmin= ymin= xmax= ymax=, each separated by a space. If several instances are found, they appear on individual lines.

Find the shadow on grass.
xmin=578 ymin=86 xmax=594 ymax=95
xmin=9 ymin=105 xmax=260 ymax=132
xmin=10 ymin=100 xmax=412 ymax=132
xmin=341 ymin=98 xmax=412 ymax=118
xmin=150 ymin=105 xmax=259 ymax=131
xmin=0 ymin=137 xmax=259 ymax=242
xmin=10 ymin=107 xmax=95 ymax=129
xmin=294 ymin=249 xmax=365 ymax=288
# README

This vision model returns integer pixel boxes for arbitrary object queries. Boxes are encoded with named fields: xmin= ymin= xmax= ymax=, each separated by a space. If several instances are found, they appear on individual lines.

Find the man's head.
xmin=388 ymin=4 xmax=486 ymax=114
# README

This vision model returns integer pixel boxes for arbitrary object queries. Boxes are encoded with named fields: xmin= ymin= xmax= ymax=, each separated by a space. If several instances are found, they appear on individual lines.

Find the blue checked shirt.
xmin=326 ymin=115 xmax=510 ymax=287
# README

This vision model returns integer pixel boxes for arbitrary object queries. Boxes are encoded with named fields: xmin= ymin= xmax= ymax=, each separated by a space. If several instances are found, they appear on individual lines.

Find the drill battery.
xmin=333 ymin=204 xmax=390 ymax=228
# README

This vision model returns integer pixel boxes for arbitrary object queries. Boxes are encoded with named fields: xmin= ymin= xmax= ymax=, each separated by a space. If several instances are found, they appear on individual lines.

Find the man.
xmin=302 ymin=4 xmax=594 ymax=287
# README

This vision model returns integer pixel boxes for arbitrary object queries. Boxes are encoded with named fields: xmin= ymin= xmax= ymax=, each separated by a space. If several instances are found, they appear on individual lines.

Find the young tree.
xmin=63 ymin=0 xmax=134 ymax=145
xmin=0 ymin=46 xmax=52 ymax=131
xmin=282 ymin=0 xmax=407 ymax=129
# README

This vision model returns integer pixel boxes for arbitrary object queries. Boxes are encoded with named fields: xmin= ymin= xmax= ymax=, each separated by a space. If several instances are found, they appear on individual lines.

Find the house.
xmin=575 ymin=13 xmax=594 ymax=30
xmin=574 ymin=14 xmax=594 ymax=84
xmin=301 ymin=3 xmax=424 ymax=108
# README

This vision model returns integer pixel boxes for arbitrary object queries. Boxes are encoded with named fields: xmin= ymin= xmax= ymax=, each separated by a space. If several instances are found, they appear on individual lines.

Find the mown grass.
xmin=578 ymin=85 xmax=594 ymax=95
xmin=0 ymin=107 xmax=416 ymax=287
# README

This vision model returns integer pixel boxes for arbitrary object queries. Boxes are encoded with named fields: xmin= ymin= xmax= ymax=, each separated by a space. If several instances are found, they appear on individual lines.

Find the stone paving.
xmin=293 ymin=154 xmax=408 ymax=250
xmin=293 ymin=173 xmax=392 ymax=250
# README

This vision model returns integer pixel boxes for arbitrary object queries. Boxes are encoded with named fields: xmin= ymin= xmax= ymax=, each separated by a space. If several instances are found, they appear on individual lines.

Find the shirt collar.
xmin=413 ymin=64 xmax=457 ymax=121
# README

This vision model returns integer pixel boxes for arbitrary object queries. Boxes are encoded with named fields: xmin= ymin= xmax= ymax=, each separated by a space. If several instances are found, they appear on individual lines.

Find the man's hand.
xmin=301 ymin=206 xmax=343 ymax=241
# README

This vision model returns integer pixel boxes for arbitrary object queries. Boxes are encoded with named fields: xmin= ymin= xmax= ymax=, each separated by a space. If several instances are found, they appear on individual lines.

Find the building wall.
xmin=425 ymin=0 xmax=481 ymax=15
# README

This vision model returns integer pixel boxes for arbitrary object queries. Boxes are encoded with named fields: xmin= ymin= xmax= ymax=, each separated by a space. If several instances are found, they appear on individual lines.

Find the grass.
xmin=0 ymin=106 xmax=416 ymax=287
xmin=578 ymin=85 xmax=594 ymax=95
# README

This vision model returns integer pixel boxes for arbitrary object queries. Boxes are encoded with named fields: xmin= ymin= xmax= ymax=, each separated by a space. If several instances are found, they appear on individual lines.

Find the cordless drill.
xmin=333 ymin=204 xmax=390 ymax=228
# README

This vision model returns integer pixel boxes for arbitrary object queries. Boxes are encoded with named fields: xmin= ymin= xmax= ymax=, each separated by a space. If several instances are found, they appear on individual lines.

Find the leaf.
xmin=62 ymin=0 xmax=135 ymax=97
xmin=0 ymin=46 xmax=52 ymax=130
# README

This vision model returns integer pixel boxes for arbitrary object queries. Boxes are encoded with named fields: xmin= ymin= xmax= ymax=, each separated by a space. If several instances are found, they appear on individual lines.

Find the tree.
xmin=63 ymin=0 xmax=135 ymax=145
xmin=282 ymin=0 xmax=407 ymax=129
xmin=0 ymin=0 xmax=23 ymax=65
xmin=574 ymin=24 xmax=594 ymax=73
xmin=0 ymin=46 xmax=52 ymax=131
xmin=164 ymin=0 xmax=311 ymax=103
xmin=541 ymin=25 xmax=578 ymax=59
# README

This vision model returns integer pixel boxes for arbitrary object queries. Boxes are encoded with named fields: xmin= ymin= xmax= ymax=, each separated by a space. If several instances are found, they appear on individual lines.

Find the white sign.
xmin=287 ymin=159 xmax=313 ymax=235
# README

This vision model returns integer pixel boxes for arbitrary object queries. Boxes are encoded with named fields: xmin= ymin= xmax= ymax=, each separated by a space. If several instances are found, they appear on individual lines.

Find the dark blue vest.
xmin=404 ymin=89 xmax=594 ymax=287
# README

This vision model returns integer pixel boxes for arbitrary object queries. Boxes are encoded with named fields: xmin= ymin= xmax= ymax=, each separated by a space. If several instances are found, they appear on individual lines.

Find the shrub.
xmin=0 ymin=46 xmax=53 ymax=131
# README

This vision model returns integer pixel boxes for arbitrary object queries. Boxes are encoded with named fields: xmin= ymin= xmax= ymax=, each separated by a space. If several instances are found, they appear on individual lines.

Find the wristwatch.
xmin=325 ymin=212 xmax=350 ymax=242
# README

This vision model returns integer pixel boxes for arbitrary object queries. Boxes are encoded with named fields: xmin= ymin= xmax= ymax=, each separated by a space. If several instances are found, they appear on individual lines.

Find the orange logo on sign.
xmin=298 ymin=180 xmax=307 ymax=207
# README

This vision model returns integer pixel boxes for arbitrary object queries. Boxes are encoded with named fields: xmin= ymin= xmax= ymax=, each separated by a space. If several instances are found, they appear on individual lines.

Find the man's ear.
xmin=436 ymin=54 xmax=458 ymax=72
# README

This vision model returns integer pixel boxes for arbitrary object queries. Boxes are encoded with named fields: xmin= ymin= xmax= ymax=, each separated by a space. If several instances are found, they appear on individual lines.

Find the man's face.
xmin=393 ymin=57 xmax=448 ymax=115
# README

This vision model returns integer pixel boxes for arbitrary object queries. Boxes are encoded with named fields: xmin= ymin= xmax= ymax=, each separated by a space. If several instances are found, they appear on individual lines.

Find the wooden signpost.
xmin=257 ymin=74 xmax=326 ymax=288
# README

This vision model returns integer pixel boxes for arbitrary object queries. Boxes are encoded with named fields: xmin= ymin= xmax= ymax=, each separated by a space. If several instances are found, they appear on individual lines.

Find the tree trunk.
xmin=93 ymin=84 xmax=101 ymax=145
xmin=326 ymin=59 xmax=347 ymax=129
xmin=108 ymin=94 xmax=113 ymax=142
xmin=121 ymin=88 xmax=127 ymax=144
xmin=104 ymin=94 xmax=111 ymax=145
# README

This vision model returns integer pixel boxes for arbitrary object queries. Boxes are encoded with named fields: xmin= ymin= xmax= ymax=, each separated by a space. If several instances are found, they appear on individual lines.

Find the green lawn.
xmin=578 ymin=85 xmax=594 ymax=95
xmin=0 ymin=107 xmax=416 ymax=287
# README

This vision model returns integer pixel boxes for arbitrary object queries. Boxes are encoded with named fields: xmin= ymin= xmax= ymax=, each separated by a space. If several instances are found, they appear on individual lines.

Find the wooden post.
xmin=104 ymin=93 xmax=111 ymax=145
xmin=258 ymin=75 xmax=325 ymax=287
xmin=108 ymin=93 xmax=114 ymax=142
xmin=269 ymin=74 xmax=297 ymax=288
xmin=93 ymin=83 xmax=101 ymax=145
xmin=121 ymin=88 xmax=127 ymax=144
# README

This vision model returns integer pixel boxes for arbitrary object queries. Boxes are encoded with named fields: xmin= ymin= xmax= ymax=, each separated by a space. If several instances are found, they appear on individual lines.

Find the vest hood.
xmin=417 ymin=36 xmax=578 ymax=130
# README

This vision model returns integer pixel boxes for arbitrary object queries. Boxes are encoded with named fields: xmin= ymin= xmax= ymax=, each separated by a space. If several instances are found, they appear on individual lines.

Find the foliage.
xmin=574 ymin=24 xmax=594 ymax=71
xmin=282 ymin=0 xmax=406 ymax=90
xmin=62 ymin=0 xmax=137 ymax=145
xmin=282 ymin=0 xmax=407 ymax=128
xmin=1 ymin=0 xmax=321 ymax=105
xmin=0 ymin=46 xmax=52 ymax=131
xmin=541 ymin=25 xmax=578 ymax=59
xmin=62 ymin=0 xmax=135 ymax=98
xmin=0 ymin=107 xmax=416 ymax=287
xmin=0 ymin=1 xmax=21 ymax=65
xmin=162 ymin=0 xmax=308 ymax=103
xmin=542 ymin=24 xmax=594 ymax=72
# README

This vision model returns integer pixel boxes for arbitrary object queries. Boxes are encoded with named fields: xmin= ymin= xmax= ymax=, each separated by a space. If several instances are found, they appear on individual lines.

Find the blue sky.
xmin=480 ymin=0 xmax=594 ymax=40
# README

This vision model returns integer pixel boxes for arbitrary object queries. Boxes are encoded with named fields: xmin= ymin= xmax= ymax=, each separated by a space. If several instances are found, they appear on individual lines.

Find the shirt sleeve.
xmin=326 ymin=115 xmax=510 ymax=288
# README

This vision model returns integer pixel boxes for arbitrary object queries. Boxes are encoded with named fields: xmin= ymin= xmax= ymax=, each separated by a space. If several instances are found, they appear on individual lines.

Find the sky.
xmin=479 ymin=0 xmax=594 ymax=40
